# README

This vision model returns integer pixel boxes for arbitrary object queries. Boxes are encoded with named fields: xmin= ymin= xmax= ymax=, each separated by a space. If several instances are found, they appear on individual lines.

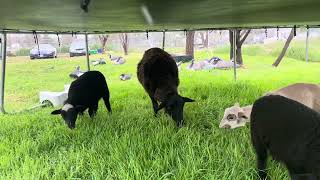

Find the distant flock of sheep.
xmin=51 ymin=47 xmax=320 ymax=179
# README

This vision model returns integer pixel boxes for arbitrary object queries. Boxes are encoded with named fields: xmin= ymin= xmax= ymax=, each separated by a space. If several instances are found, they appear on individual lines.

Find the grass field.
xmin=1 ymin=50 xmax=320 ymax=179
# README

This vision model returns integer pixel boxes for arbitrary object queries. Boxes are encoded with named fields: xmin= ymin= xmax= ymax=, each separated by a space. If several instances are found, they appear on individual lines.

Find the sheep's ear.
xmin=183 ymin=97 xmax=195 ymax=103
xmin=156 ymin=103 xmax=166 ymax=112
xmin=51 ymin=109 xmax=61 ymax=115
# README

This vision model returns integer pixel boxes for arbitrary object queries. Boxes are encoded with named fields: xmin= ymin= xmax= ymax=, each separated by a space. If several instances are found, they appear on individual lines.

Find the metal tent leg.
xmin=306 ymin=27 xmax=309 ymax=62
xmin=233 ymin=29 xmax=237 ymax=81
xmin=85 ymin=33 xmax=90 ymax=71
xmin=0 ymin=32 xmax=7 ymax=113
xmin=162 ymin=31 xmax=165 ymax=50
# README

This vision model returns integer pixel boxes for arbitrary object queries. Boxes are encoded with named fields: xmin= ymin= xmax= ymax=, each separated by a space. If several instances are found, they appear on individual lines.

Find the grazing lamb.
xmin=220 ymin=83 xmax=320 ymax=129
xmin=51 ymin=71 xmax=111 ymax=129
xmin=137 ymin=48 xmax=194 ymax=127
xmin=251 ymin=95 xmax=320 ymax=179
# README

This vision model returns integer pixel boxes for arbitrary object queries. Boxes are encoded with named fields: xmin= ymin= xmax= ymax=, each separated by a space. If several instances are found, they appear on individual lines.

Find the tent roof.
xmin=1 ymin=0 xmax=320 ymax=33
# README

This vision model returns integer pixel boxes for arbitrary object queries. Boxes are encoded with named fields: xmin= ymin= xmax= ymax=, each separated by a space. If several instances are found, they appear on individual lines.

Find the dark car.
xmin=69 ymin=40 xmax=89 ymax=57
xmin=30 ymin=44 xmax=57 ymax=60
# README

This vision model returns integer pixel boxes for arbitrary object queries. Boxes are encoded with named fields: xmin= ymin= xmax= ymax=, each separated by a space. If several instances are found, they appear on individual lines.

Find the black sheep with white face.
xmin=137 ymin=48 xmax=194 ymax=127
xmin=51 ymin=71 xmax=111 ymax=129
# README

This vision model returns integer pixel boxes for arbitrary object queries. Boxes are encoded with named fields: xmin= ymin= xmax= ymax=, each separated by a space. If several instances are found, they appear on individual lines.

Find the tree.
xmin=199 ymin=31 xmax=209 ymax=48
xmin=272 ymin=28 xmax=295 ymax=67
xmin=229 ymin=29 xmax=251 ymax=65
xmin=186 ymin=31 xmax=195 ymax=58
xmin=119 ymin=33 xmax=129 ymax=55
xmin=98 ymin=35 xmax=109 ymax=53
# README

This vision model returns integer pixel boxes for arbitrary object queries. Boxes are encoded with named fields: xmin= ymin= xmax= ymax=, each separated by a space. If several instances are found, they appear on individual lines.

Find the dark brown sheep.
xmin=251 ymin=95 xmax=320 ymax=179
xmin=137 ymin=48 xmax=194 ymax=127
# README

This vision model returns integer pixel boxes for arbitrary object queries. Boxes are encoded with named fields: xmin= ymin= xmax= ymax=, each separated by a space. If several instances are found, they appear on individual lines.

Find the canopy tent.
xmin=0 ymin=0 xmax=319 ymax=113
xmin=0 ymin=0 xmax=320 ymax=33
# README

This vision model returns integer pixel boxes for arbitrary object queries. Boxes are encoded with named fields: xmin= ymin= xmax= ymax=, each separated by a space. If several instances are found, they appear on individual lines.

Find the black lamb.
xmin=250 ymin=95 xmax=320 ymax=179
xmin=137 ymin=47 xmax=194 ymax=127
xmin=51 ymin=71 xmax=111 ymax=129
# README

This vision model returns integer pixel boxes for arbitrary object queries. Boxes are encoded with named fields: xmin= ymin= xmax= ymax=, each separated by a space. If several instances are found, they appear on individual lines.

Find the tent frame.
xmin=0 ymin=32 xmax=7 ymax=113
xmin=0 ymin=24 xmax=314 ymax=114
xmin=0 ymin=24 xmax=317 ymax=35
xmin=232 ymin=29 xmax=237 ymax=81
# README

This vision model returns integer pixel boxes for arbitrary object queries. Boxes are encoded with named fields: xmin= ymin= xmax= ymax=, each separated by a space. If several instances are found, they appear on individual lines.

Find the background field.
xmin=1 ymin=46 xmax=320 ymax=179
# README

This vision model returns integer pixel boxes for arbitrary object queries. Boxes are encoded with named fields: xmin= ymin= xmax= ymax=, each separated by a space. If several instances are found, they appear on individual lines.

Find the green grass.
xmin=1 ymin=50 xmax=320 ymax=179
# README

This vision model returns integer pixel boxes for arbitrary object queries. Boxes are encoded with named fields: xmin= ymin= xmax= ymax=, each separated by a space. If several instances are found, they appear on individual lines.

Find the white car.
xmin=69 ymin=40 xmax=89 ymax=57
xmin=30 ymin=44 xmax=57 ymax=59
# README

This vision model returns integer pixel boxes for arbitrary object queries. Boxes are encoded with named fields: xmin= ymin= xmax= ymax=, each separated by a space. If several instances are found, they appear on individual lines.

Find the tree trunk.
xmin=272 ymin=28 xmax=295 ymax=67
xmin=236 ymin=46 xmax=243 ymax=65
xmin=199 ymin=31 xmax=209 ymax=48
xmin=186 ymin=31 xmax=195 ymax=58
xmin=229 ymin=29 xmax=251 ymax=65
xmin=98 ymin=35 xmax=109 ymax=53
xmin=119 ymin=33 xmax=129 ymax=55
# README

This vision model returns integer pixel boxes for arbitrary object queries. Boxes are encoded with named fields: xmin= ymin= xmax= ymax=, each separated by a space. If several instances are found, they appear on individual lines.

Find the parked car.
xmin=30 ymin=44 xmax=57 ymax=59
xmin=69 ymin=40 xmax=89 ymax=57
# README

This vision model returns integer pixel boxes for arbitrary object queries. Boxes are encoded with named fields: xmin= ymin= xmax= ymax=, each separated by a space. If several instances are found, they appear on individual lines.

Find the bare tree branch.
xmin=240 ymin=30 xmax=246 ymax=39
xmin=272 ymin=28 xmax=295 ymax=67
xmin=239 ymin=30 xmax=251 ymax=45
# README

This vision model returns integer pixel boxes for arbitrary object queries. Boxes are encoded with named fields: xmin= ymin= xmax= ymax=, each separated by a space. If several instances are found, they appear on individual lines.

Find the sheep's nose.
xmin=222 ymin=124 xmax=231 ymax=129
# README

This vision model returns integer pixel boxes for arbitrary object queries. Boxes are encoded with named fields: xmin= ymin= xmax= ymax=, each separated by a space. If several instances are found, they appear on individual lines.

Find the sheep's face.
xmin=157 ymin=94 xmax=194 ymax=127
xmin=51 ymin=104 xmax=83 ymax=129
xmin=219 ymin=103 xmax=249 ymax=129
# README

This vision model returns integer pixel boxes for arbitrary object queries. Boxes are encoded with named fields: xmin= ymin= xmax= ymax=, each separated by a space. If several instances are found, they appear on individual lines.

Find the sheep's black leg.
xmin=256 ymin=144 xmax=268 ymax=179
xmin=88 ymin=104 xmax=98 ymax=118
xmin=102 ymin=94 xmax=112 ymax=113
xmin=149 ymin=95 xmax=158 ymax=116
xmin=257 ymin=151 xmax=267 ymax=179
xmin=251 ymin=134 xmax=268 ymax=179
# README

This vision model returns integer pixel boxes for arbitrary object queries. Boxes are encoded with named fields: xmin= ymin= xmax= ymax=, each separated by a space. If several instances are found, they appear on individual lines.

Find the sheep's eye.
xmin=227 ymin=114 xmax=237 ymax=121
xmin=240 ymin=115 xmax=248 ymax=119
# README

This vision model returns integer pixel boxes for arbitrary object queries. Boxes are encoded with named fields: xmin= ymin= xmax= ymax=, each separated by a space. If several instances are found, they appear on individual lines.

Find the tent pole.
xmin=233 ymin=29 xmax=237 ymax=81
xmin=85 ymin=33 xmax=90 ymax=71
xmin=162 ymin=30 xmax=166 ymax=50
xmin=306 ymin=27 xmax=310 ymax=62
xmin=0 ymin=32 xmax=7 ymax=113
